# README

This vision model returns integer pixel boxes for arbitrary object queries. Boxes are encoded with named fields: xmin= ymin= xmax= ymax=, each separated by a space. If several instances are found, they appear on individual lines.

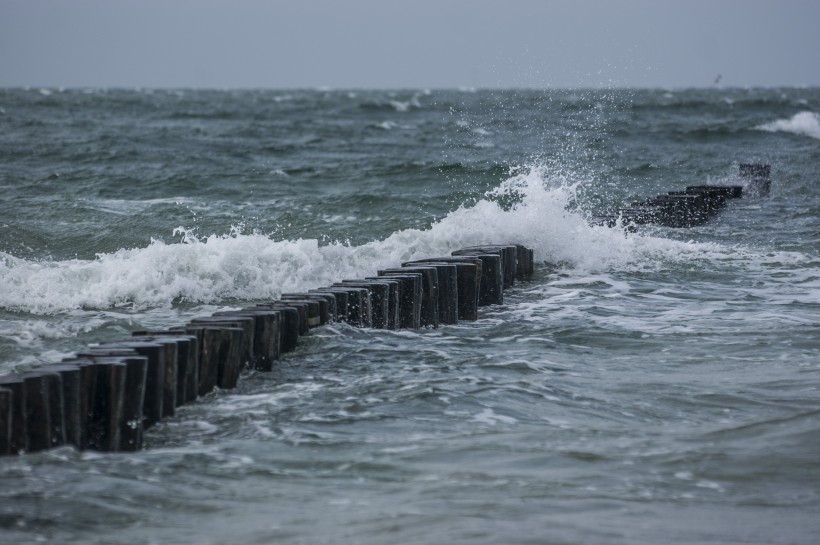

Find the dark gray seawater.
xmin=1 ymin=88 xmax=819 ymax=544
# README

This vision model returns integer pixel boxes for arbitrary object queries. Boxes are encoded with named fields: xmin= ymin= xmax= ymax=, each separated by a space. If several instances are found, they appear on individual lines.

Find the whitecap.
xmin=756 ymin=111 xmax=820 ymax=140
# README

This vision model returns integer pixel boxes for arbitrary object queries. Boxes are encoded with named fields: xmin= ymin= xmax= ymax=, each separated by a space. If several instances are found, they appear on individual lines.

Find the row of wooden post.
xmin=593 ymin=163 xmax=770 ymax=228
xmin=0 ymin=244 xmax=534 ymax=456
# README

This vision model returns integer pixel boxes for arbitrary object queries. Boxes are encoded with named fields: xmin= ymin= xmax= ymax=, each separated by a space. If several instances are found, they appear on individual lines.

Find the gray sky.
xmin=1 ymin=0 xmax=818 ymax=89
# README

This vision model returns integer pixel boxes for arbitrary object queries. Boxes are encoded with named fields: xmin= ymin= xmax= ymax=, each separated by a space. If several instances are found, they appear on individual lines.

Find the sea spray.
xmin=1 ymin=165 xmax=732 ymax=314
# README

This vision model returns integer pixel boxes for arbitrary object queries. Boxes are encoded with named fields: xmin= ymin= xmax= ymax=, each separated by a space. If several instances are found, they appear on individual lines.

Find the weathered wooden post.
xmin=410 ymin=258 xmax=481 ymax=321
xmin=376 ymin=272 xmax=422 ymax=329
xmin=215 ymin=309 xmax=282 ymax=370
xmin=316 ymin=287 xmax=366 ymax=327
xmin=132 ymin=333 xmax=198 ymax=406
xmin=459 ymin=245 xmax=517 ymax=289
xmin=0 ymin=375 xmax=27 ymax=454
xmin=339 ymin=281 xmax=390 ymax=329
xmin=111 ymin=356 xmax=148 ymax=451
xmin=82 ymin=343 xmax=163 ymax=429
xmin=46 ymin=365 xmax=83 ymax=449
xmin=381 ymin=265 xmax=439 ymax=327
xmin=312 ymin=288 xmax=349 ymax=323
xmin=451 ymin=251 xmax=503 ymax=305
xmin=365 ymin=278 xmax=401 ymax=329
xmin=0 ymin=387 xmax=11 ymax=455
xmin=191 ymin=316 xmax=255 ymax=371
xmin=282 ymin=294 xmax=334 ymax=324
xmin=276 ymin=298 xmax=321 ymax=329
xmin=21 ymin=371 xmax=55 ymax=452
xmin=403 ymin=262 xmax=458 ymax=325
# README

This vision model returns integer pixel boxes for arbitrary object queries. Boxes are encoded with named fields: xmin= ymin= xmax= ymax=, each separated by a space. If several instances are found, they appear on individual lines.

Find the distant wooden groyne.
xmin=594 ymin=163 xmax=770 ymax=228
xmin=0 ymin=244 xmax=534 ymax=456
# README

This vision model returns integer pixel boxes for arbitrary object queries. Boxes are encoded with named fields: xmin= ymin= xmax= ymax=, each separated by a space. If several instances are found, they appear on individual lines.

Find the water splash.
xmin=0 ymin=165 xmax=745 ymax=314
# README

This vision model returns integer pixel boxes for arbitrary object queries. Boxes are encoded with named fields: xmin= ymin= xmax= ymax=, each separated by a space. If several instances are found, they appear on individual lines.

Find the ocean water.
xmin=0 ymin=87 xmax=819 ymax=544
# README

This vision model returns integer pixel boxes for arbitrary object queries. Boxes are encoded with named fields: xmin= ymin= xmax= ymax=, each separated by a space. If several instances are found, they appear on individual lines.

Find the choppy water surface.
xmin=1 ymin=88 xmax=819 ymax=544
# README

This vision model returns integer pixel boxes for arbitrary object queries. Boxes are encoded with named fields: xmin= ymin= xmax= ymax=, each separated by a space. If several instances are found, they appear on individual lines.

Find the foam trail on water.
xmin=0 ymin=165 xmax=798 ymax=314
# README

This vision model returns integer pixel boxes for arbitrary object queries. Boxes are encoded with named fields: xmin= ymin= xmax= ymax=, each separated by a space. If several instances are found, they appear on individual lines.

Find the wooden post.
xmin=21 ymin=371 xmax=53 ymax=452
xmin=47 ymin=365 xmax=82 ymax=449
xmin=276 ymin=298 xmax=321 ymax=329
xmin=61 ymin=358 xmax=98 ymax=449
xmin=338 ymin=281 xmax=390 ymax=329
xmin=376 ymin=272 xmax=422 ymax=329
xmin=87 ymin=359 xmax=127 ymax=452
xmin=185 ymin=326 xmax=243 ymax=391
xmin=282 ymin=293 xmax=334 ymax=324
xmin=380 ymin=266 xmax=439 ymax=328
xmin=133 ymin=331 xmax=200 ymax=405
xmin=0 ymin=387 xmax=10 ymax=456
xmin=315 ymin=287 xmax=365 ymax=327
xmin=313 ymin=288 xmax=349 ymax=323
xmin=84 ymin=343 xmax=164 ymax=429
xmin=402 ymin=262 xmax=458 ymax=325
xmin=0 ymin=375 xmax=27 ymax=454
xmin=409 ymin=258 xmax=481 ymax=321
xmin=365 ymin=278 xmax=401 ymax=329
xmin=458 ymin=245 xmax=517 ymax=289
xmin=191 ymin=316 xmax=255 ymax=371
xmin=118 ymin=356 xmax=147 ymax=451
xmin=451 ymin=251 xmax=503 ymax=305
xmin=214 ymin=310 xmax=282 ymax=371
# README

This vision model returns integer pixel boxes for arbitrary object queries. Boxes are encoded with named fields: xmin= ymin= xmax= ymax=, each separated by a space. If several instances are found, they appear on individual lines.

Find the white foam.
xmin=0 ymin=165 xmax=747 ymax=314
xmin=756 ymin=111 xmax=820 ymax=140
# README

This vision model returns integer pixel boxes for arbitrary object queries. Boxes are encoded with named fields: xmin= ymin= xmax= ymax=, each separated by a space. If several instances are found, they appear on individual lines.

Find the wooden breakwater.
xmin=594 ymin=163 xmax=770 ymax=228
xmin=0 ymin=244 xmax=534 ymax=456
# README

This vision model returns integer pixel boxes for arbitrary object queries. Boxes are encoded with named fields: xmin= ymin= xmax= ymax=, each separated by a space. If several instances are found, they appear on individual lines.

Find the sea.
xmin=0 ymin=87 xmax=818 ymax=545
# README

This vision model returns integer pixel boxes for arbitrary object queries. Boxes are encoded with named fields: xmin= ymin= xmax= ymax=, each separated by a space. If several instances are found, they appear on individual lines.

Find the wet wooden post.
xmin=459 ymin=245 xmax=517 ymax=289
xmin=191 ymin=316 xmax=255 ymax=372
xmin=365 ymin=278 xmax=401 ymax=329
xmin=256 ymin=305 xmax=300 ymax=353
xmin=514 ymin=244 xmax=534 ymax=278
xmin=186 ymin=326 xmax=243 ymax=391
xmin=276 ymin=298 xmax=321 ymax=329
xmin=451 ymin=251 xmax=503 ymax=305
xmin=313 ymin=288 xmax=349 ymax=323
xmin=21 ymin=371 xmax=54 ymax=452
xmin=84 ymin=343 xmax=163 ymax=429
xmin=47 ymin=365 xmax=83 ymax=449
xmin=0 ymin=387 xmax=10 ymax=455
xmin=60 ymin=358 xmax=98 ymax=449
xmin=339 ymin=281 xmax=390 ymax=329
xmin=403 ymin=262 xmax=458 ymax=325
xmin=316 ymin=287 xmax=365 ymax=327
xmin=43 ymin=370 xmax=66 ymax=448
xmin=82 ymin=350 xmax=148 ymax=450
xmin=410 ymin=258 xmax=481 ymax=321
xmin=214 ymin=327 xmax=243 ymax=389
xmin=88 ymin=359 xmax=127 ymax=451
xmin=65 ymin=355 xmax=129 ymax=452
xmin=0 ymin=375 xmax=27 ymax=454
xmin=381 ymin=266 xmax=439 ymax=327
xmin=262 ymin=301 xmax=311 ymax=336
xmin=133 ymin=331 xmax=200 ymax=405
xmin=216 ymin=309 xmax=282 ymax=371
xmin=117 ymin=356 xmax=147 ymax=451
xmin=376 ymin=272 xmax=422 ymax=329
xmin=282 ymin=293 xmax=334 ymax=324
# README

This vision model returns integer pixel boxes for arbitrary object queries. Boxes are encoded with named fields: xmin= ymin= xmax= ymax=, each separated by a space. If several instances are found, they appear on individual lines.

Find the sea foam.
xmin=0 ymin=166 xmax=733 ymax=314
